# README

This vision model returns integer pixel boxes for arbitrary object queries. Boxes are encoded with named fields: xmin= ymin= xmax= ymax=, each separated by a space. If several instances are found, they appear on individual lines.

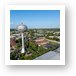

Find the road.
xmin=46 ymin=39 xmax=60 ymax=44
xmin=34 ymin=48 xmax=60 ymax=60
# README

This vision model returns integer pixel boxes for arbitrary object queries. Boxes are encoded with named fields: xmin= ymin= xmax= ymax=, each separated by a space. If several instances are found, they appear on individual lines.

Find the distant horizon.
xmin=10 ymin=27 xmax=60 ymax=29
xmin=10 ymin=26 xmax=60 ymax=29
xmin=10 ymin=10 xmax=60 ymax=29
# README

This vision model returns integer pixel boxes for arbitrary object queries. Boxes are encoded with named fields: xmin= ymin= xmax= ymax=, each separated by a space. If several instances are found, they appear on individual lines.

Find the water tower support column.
xmin=21 ymin=33 xmax=25 ymax=53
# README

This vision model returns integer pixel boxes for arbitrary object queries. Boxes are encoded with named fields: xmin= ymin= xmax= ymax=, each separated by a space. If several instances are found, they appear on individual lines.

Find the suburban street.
xmin=46 ymin=39 xmax=60 ymax=44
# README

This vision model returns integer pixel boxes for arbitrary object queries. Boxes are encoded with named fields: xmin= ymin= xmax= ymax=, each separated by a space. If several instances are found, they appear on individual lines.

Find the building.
xmin=10 ymin=38 xmax=16 ymax=52
xmin=35 ymin=37 xmax=49 ymax=46
xmin=49 ymin=36 xmax=54 ymax=38
xmin=10 ymin=38 xmax=16 ymax=47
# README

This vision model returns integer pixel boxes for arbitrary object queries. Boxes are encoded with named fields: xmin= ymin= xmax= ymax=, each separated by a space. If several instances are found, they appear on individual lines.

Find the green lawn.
xmin=10 ymin=40 xmax=59 ymax=60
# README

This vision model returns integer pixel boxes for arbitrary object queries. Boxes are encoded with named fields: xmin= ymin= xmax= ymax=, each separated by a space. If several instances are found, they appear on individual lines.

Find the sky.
xmin=10 ymin=10 xmax=60 ymax=29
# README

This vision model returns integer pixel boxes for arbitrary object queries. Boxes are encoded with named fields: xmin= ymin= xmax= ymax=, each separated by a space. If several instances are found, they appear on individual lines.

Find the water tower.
xmin=17 ymin=23 xmax=27 ymax=53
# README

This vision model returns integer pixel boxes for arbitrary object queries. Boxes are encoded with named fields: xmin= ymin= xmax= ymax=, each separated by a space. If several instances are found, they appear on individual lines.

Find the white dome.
xmin=17 ymin=23 xmax=27 ymax=32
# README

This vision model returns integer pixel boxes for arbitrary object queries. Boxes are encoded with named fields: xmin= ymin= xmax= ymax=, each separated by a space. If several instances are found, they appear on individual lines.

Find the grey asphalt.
xmin=34 ymin=48 xmax=60 ymax=60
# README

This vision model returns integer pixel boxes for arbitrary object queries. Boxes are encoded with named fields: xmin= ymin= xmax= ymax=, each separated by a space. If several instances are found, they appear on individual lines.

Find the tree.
xmin=53 ymin=37 xmax=60 ymax=41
